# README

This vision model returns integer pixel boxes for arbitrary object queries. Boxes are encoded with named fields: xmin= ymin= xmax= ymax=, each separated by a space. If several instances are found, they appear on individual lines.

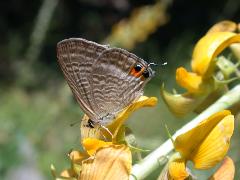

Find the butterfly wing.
xmin=89 ymin=48 xmax=154 ymax=125
xmin=57 ymin=38 xmax=109 ymax=120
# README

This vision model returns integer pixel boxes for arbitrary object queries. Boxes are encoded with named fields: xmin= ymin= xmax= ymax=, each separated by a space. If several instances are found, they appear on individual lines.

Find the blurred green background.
xmin=1 ymin=0 xmax=240 ymax=179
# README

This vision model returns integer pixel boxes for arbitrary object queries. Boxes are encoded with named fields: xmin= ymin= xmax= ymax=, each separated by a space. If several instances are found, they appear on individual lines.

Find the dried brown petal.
xmin=209 ymin=156 xmax=235 ymax=180
xmin=80 ymin=145 xmax=131 ymax=180
xmin=69 ymin=150 xmax=89 ymax=164
xmin=207 ymin=20 xmax=237 ymax=34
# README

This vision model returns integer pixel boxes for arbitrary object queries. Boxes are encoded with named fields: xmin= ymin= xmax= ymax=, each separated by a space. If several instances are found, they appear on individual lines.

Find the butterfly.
xmin=57 ymin=38 xmax=154 ymax=126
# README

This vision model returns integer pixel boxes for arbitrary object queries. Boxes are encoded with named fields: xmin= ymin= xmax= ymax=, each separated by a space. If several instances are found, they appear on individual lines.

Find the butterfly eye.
xmin=142 ymin=70 xmax=149 ymax=78
xmin=134 ymin=64 xmax=142 ymax=72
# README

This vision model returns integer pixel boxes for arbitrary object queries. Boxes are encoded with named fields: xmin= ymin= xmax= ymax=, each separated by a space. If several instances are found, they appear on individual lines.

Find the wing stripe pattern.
xmin=89 ymin=48 xmax=154 ymax=124
xmin=57 ymin=38 xmax=154 ymax=125
xmin=57 ymin=38 xmax=108 ymax=120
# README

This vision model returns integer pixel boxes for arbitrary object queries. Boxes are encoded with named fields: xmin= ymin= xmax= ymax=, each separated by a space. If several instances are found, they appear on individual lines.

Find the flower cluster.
xmin=51 ymin=96 xmax=157 ymax=179
xmin=161 ymin=20 xmax=240 ymax=117
xmin=53 ymin=21 xmax=239 ymax=180
xmin=162 ymin=110 xmax=234 ymax=179
xmin=105 ymin=1 xmax=169 ymax=50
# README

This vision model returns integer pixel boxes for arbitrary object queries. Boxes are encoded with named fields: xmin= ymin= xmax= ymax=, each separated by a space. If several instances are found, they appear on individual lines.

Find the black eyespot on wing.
xmin=142 ymin=70 xmax=149 ymax=78
xmin=134 ymin=64 xmax=142 ymax=72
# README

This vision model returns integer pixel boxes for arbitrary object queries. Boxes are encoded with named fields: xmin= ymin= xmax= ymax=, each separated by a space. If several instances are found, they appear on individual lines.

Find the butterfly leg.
xmin=100 ymin=124 xmax=113 ymax=140
xmin=85 ymin=119 xmax=112 ymax=141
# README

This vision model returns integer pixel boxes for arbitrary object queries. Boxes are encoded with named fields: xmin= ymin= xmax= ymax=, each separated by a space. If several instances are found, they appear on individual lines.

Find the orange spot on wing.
xmin=130 ymin=66 xmax=145 ymax=78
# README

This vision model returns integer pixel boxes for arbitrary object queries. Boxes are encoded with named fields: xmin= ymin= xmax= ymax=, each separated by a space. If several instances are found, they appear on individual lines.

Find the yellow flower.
xmin=52 ymin=96 xmax=157 ymax=180
xmin=176 ymin=67 xmax=206 ymax=94
xmin=166 ymin=110 xmax=234 ymax=179
xmin=191 ymin=31 xmax=240 ymax=77
xmin=80 ymin=145 xmax=132 ymax=180
xmin=52 ymin=139 xmax=131 ymax=180
xmin=161 ymin=20 xmax=240 ymax=117
xmin=168 ymin=155 xmax=188 ymax=180
xmin=81 ymin=96 xmax=157 ymax=142
xmin=82 ymin=138 xmax=112 ymax=156
xmin=108 ymin=96 xmax=157 ymax=140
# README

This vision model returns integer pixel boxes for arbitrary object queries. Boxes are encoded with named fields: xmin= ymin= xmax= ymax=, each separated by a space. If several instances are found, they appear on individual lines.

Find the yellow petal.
xmin=191 ymin=32 xmax=240 ymax=77
xmin=160 ymin=85 xmax=206 ymax=117
xmin=209 ymin=156 xmax=235 ymax=180
xmin=82 ymin=138 xmax=112 ymax=156
xmin=80 ymin=145 xmax=132 ymax=180
xmin=174 ymin=110 xmax=231 ymax=160
xmin=207 ymin=20 xmax=237 ymax=34
xmin=168 ymin=157 xmax=189 ymax=180
xmin=108 ymin=96 xmax=157 ymax=140
xmin=51 ymin=164 xmax=77 ymax=180
xmin=69 ymin=150 xmax=88 ymax=164
xmin=80 ymin=96 xmax=157 ymax=141
xmin=60 ymin=169 xmax=77 ymax=178
xmin=192 ymin=114 xmax=234 ymax=169
xmin=176 ymin=67 xmax=204 ymax=93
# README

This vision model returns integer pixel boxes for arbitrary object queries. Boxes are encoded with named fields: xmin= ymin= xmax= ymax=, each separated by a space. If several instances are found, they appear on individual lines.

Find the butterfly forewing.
xmin=57 ymin=38 xmax=109 ymax=120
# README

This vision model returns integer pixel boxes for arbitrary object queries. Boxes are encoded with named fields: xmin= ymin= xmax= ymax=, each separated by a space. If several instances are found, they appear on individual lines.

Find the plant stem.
xmin=130 ymin=84 xmax=240 ymax=180
xmin=25 ymin=0 xmax=58 ymax=63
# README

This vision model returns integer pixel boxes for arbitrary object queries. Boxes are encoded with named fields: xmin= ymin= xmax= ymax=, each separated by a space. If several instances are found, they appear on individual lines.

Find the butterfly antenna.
xmin=161 ymin=62 xmax=168 ymax=66
xmin=70 ymin=120 xmax=80 ymax=127
xmin=67 ymin=148 xmax=73 ymax=156
xmin=148 ymin=62 xmax=158 ymax=67
xmin=148 ymin=62 xmax=167 ymax=67
xmin=100 ymin=131 xmax=107 ymax=141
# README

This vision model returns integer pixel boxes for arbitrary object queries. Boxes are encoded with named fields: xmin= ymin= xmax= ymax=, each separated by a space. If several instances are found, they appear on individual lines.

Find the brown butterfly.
xmin=57 ymin=38 xmax=154 ymax=126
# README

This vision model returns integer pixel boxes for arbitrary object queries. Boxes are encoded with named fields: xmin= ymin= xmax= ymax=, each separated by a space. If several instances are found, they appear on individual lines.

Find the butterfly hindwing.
xmin=89 ymin=48 xmax=152 ymax=124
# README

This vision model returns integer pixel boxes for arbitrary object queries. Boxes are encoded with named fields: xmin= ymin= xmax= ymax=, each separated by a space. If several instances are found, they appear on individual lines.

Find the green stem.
xmin=130 ymin=84 xmax=240 ymax=180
